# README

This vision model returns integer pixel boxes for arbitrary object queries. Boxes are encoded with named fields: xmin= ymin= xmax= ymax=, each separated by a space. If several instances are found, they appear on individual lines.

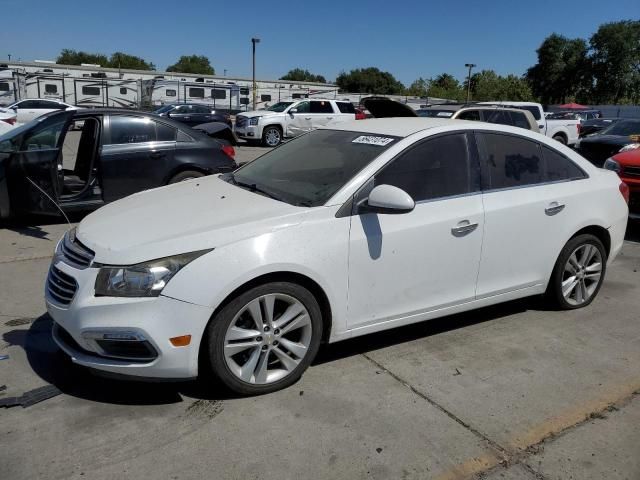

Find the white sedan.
xmin=46 ymin=118 xmax=629 ymax=395
xmin=0 ymin=107 xmax=17 ymax=135
xmin=6 ymin=98 xmax=76 ymax=123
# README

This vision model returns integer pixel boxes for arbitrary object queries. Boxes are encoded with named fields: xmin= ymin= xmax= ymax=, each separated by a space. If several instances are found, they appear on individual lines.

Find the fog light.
xmin=169 ymin=335 xmax=192 ymax=347
xmin=247 ymin=132 xmax=254 ymax=137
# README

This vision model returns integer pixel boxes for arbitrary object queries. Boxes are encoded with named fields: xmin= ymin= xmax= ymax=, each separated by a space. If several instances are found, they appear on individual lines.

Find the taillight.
xmin=577 ymin=123 xmax=581 ymax=135
xmin=619 ymin=181 xmax=630 ymax=204
xmin=222 ymin=145 xmax=235 ymax=159
xmin=2 ymin=118 xmax=15 ymax=125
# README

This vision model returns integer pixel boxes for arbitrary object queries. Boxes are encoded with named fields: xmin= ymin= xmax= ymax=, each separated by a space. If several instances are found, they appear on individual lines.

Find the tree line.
xmin=54 ymin=19 xmax=639 ymax=104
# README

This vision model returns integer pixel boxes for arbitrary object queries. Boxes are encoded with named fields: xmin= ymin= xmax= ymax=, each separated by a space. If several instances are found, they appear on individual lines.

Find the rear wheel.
xmin=546 ymin=234 xmax=606 ymax=309
xmin=206 ymin=282 xmax=323 ymax=395
xmin=168 ymin=170 xmax=204 ymax=184
xmin=262 ymin=126 xmax=282 ymax=147
xmin=552 ymin=134 xmax=567 ymax=145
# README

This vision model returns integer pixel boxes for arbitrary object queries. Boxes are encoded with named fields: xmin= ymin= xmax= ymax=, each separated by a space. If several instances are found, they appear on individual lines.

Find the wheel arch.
xmin=552 ymin=131 xmax=568 ymax=143
xmin=569 ymin=225 xmax=611 ymax=257
xmin=163 ymin=164 xmax=210 ymax=184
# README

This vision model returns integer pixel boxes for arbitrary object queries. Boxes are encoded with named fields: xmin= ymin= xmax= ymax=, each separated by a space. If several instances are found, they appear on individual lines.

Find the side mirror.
xmin=166 ymin=112 xmax=172 ymax=117
xmin=289 ymin=108 xmax=298 ymax=117
xmin=363 ymin=184 xmax=415 ymax=214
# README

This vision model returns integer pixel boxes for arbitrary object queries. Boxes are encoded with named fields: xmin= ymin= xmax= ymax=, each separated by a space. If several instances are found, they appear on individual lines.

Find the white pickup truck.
xmin=480 ymin=101 xmax=580 ymax=146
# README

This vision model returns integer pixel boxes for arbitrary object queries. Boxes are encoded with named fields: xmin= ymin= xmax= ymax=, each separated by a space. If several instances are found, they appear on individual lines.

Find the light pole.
xmin=251 ymin=38 xmax=260 ymax=109
xmin=465 ymin=63 xmax=476 ymax=103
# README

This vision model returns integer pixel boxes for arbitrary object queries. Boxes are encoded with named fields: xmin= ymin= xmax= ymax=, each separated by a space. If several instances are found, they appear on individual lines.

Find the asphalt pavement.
xmin=0 ymin=209 xmax=639 ymax=479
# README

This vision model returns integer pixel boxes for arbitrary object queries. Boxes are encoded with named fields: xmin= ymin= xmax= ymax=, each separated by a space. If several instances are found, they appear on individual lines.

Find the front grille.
xmin=630 ymin=193 xmax=640 ymax=214
xmin=235 ymin=115 xmax=248 ymax=128
xmin=623 ymin=165 xmax=640 ymax=177
xmin=60 ymin=233 xmax=95 ymax=269
xmin=47 ymin=265 xmax=78 ymax=306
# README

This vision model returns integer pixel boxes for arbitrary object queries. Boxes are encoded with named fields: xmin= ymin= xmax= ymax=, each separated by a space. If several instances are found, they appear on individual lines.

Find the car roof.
xmin=322 ymin=117 xmax=468 ymax=137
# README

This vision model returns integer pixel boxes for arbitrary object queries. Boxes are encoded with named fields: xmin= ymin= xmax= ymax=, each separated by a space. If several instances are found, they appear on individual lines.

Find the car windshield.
xmin=265 ymin=102 xmax=293 ymax=112
xmin=154 ymin=105 xmax=174 ymax=114
xmin=228 ymin=129 xmax=399 ymax=207
xmin=417 ymin=109 xmax=455 ymax=118
xmin=600 ymin=119 xmax=640 ymax=136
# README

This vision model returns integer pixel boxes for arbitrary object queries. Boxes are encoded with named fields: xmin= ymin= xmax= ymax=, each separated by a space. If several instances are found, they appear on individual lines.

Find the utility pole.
xmin=7 ymin=54 xmax=11 ymax=62
xmin=465 ymin=63 xmax=476 ymax=103
xmin=223 ymin=69 xmax=227 ymax=77
xmin=251 ymin=38 xmax=260 ymax=109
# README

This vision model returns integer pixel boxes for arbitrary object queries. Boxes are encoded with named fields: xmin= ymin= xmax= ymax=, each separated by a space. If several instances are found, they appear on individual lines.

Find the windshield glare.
xmin=230 ymin=129 xmax=399 ymax=207
xmin=601 ymin=120 xmax=640 ymax=136
xmin=154 ymin=105 xmax=174 ymax=114
xmin=266 ymin=102 xmax=293 ymax=112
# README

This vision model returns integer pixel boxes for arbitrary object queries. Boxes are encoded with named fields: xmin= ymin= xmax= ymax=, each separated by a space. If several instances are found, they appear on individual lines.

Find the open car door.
xmin=361 ymin=96 xmax=418 ymax=118
xmin=9 ymin=111 xmax=75 ymax=216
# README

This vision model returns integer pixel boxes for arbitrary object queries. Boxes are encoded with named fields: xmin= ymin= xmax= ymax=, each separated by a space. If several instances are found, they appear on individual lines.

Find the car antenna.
xmin=25 ymin=176 xmax=71 ymax=226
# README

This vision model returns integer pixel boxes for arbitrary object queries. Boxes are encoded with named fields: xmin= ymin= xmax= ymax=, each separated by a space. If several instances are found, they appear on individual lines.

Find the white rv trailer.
xmin=0 ymin=61 xmax=339 ymax=111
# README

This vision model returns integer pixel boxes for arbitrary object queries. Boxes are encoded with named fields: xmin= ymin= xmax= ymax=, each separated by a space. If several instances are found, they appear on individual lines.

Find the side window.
xmin=189 ymin=87 xmax=204 ymax=98
xmin=44 ymin=84 xmax=58 ymax=94
xmin=193 ymin=105 xmax=210 ymax=114
xmin=294 ymin=101 xmax=310 ymax=113
xmin=177 ymin=130 xmax=194 ymax=142
xmin=337 ymin=102 xmax=356 ymax=114
xmin=261 ymin=94 xmax=272 ymax=102
xmin=211 ymin=89 xmax=226 ymax=99
xmin=310 ymin=101 xmax=334 ymax=114
xmin=457 ymin=110 xmax=481 ymax=121
xmin=109 ymin=116 xmax=157 ymax=144
xmin=511 ymin=112 xmax=530 ymax=129
xmin=483 ymin=110 xmax=513 ymax=127
xmin=16 ymin=100 xmax=34 ymax=109
xmin=42 ymin=101 xmax=66 ymax=109
xmin=156 ymin=122 xmax=177 ymax=142
xmin=477 ymin=132 xmax=544 ymax=189
xmin=120 ymin=87 xmax=127 ymax=95
xmin=22 ymin=116 xmax=68 ymax=150
xmin=0 ymin=82 xmax=10 ymax=92
xmin=166 ymin=89 xmax=177 ymax=97
xmin=374 ymin=134 xmax=479 ymax=202
xmin=542 ymin=145 xmax=586 ymax=182
xmin=240 ymin=87 xmax=250 ymax=95
xmin=82 ymin=86 xmax=101 ymax=96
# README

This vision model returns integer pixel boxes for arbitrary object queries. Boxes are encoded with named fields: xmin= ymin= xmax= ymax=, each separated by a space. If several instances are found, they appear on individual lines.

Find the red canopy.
xmin=557 ymin=103 xmax=588 ymax=109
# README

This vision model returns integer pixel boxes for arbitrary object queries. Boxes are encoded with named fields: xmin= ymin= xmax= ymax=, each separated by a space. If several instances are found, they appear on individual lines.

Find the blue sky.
xmin=1 ymin=0 xmax=638 ymax=84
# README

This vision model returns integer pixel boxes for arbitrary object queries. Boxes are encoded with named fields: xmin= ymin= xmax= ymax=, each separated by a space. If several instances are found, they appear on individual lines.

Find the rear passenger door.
xmin=100 ymin=115 xmax=176 ymax=201
xmin=475 ymin=132 xmax=588 ymax=298
xmin=308 ymin=100 xmax=335 ymax=129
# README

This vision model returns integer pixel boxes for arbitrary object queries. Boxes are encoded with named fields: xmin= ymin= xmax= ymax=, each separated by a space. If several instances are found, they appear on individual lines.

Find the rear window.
xmin=232 ymin=129 xmax=399 ymax=207
xmin=417 ymin=109 xmax=455 ymax=118
xmin=337 ymin=102 xmax=356 ymax=114
xmin=601 ymin=119 xmax=640 ymax=136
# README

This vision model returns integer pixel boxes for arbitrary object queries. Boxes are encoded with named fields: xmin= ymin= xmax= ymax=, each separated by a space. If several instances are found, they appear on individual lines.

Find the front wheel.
xmin=552 ymin=134 xmax=567 ymax=145
xmin=546 ymin=234 xmax=607 ymax=309
xmin=262 ymin=126 xmax=282 ymax=147
xmin=169 ymin=170 xmax=204 ymax=184
xmin=206 ymin=282 xmax=323 ymax=395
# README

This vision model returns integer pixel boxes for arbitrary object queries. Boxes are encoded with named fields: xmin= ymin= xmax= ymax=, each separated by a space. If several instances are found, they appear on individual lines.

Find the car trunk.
xmin=361 ymin=97 xmax=418 ymax=118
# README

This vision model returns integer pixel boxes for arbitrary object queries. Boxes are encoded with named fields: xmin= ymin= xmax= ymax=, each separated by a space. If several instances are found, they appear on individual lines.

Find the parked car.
xmin=580 ymin=118 xmax=620 ymax=137
xmin=547 ymin=110 xmax=602 ymax=121
xmin=0 ymin=109 xmax=237 ymax=219
xmin=6 ymin=98 xmax=77 ymax=123
xmin=604 ymin=149 xmax=640 ymax=219
xmin=414 ymin=103 xmax=539 ymax=131
xmin=153 ymin=103 xmax=231 ymax=127
xmin=45 ymin=117 xmax=628 ymax=395
xmin=479 ymin=101 xmax=580 ymax=145
xmin=577 ymin=119 xmax=640 ymax=166
xmin=234 ymin=99 xmax=357 ymax=146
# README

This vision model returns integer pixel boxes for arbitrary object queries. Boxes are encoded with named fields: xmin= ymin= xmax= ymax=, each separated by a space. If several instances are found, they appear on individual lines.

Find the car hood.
xmin=580 ymin=134 xmax=634 ymax=147
xmin=613 ymin=149 xmax=640 ymax=166
xmin=361 ymin=97 xmax=418 ymax=118
xmin=238 ymin=110 xmax=283 ymax=119
xmin=77 ymin=175 xmax=308 ymax=265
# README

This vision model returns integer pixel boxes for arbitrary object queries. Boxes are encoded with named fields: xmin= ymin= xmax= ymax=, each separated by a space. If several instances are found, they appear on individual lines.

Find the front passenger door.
xmin=347 ymin=133 xmax=484 ymax=329
xmin=286 ymin=101 xmax=310 ymax=137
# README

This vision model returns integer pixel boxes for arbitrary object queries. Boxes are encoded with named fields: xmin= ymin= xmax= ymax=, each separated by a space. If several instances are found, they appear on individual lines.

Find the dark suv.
xmin=154 ymin=103 xmax=231 ymax=127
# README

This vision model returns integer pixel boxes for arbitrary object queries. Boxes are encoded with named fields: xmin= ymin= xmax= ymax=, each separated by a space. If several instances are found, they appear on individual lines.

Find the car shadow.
xmin=625 ymin=220 xmax=640 ymax=243
xmin=9 ymin=299 xmax=533 ymax=406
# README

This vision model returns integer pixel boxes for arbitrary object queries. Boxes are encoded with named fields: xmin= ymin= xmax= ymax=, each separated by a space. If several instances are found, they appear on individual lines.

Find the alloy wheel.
xmin=223 ymin=293 xmax=312 ymax=385
xmin=264 ymin=128 xmax=281 ymax=146
xmin=561 ymin=244 xmax=603 ymax=306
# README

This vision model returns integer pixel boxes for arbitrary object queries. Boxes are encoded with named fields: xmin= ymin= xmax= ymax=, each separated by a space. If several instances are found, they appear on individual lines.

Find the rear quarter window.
xmin=337 ymin=102 xmax=356 ymax=114
xmin=542 ymin=145 xmax=586 ymax=182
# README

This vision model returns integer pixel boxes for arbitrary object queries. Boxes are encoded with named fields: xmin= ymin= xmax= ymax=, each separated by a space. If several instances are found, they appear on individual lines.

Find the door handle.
xmin=304 ymin=117 xmax=312 ymax=120
xmin=451 ymin=220 xmax=479 ymax=237
xmin=326 ymin=117 xmax=334 ymax=119
xmin=545 ymin=202 xmax=565 ymax=216
xmin=150 ymin=152 xmax=165 ymax=159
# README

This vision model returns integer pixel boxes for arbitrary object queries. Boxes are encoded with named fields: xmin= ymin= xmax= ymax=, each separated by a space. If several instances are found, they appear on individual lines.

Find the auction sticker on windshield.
xmin=352 ymin=135 xmax=395 ymax=146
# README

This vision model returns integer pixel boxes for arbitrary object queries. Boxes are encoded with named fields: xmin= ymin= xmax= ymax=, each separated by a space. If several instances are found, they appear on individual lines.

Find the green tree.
xmin=526 ymin=34 xmax=591 ymax=104
xmin=336 ymin=67 xmax=405 ymax=94
xmin=466 ymin=70 xmax=534 ymax=101
xmin=590 ymin=20 xmax=640 ymax=104
xmin=426 ymin=73 xmax=464 ymax=100
xmin=166 ymin=55 xmax=215 ymax=75
xmin=109 ymin=52 xmax=155 ymax=71
xmin=280 ymin=68 xmax=326 ymax=83
xmin=57 ymin=49 xmax=109 ymax=66
xmin=405 ymin=77 xmax=429 ymax=97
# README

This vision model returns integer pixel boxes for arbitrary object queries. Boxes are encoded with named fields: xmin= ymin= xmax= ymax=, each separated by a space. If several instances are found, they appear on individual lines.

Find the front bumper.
xmin=45 ymin=258 xmax=215 ymax=379
xmin=234 ymin=125 xmax=260 ymax=139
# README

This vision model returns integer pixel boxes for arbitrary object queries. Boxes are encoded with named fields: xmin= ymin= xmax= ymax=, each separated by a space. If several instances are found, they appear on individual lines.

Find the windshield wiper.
xmin=227 ymin=173 xmax=283 ymax=202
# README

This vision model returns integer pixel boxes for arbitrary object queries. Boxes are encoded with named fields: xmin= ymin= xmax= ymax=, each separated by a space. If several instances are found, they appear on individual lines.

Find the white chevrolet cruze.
xmin=46 ymin=118 xmax=629 ymax=395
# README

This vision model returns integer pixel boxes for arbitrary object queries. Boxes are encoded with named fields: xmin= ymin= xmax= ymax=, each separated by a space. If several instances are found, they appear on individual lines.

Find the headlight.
xmin=249 ymin=117 xmax=259 ymax=126
xmin=95 ymin=250 xmax=211 ymax=297
xmin=603 ymin=158 xmax=621 ymax=173
xmin=619 ymin=143 xmax=640 ymax=153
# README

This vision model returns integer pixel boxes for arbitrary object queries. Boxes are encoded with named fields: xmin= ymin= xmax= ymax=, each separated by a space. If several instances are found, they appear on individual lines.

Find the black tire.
xmin=205 ymin=281 xmax=323 ymax=395
xmin=552 ymin=134 xmax=567 ymax=145
xmin=262 ymin=125 xmax=282 ymax=147
xmin=168 ymin=170 xmax=204 ymax=184
xmin=546 ymin=234 xmax=607 ymax=310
